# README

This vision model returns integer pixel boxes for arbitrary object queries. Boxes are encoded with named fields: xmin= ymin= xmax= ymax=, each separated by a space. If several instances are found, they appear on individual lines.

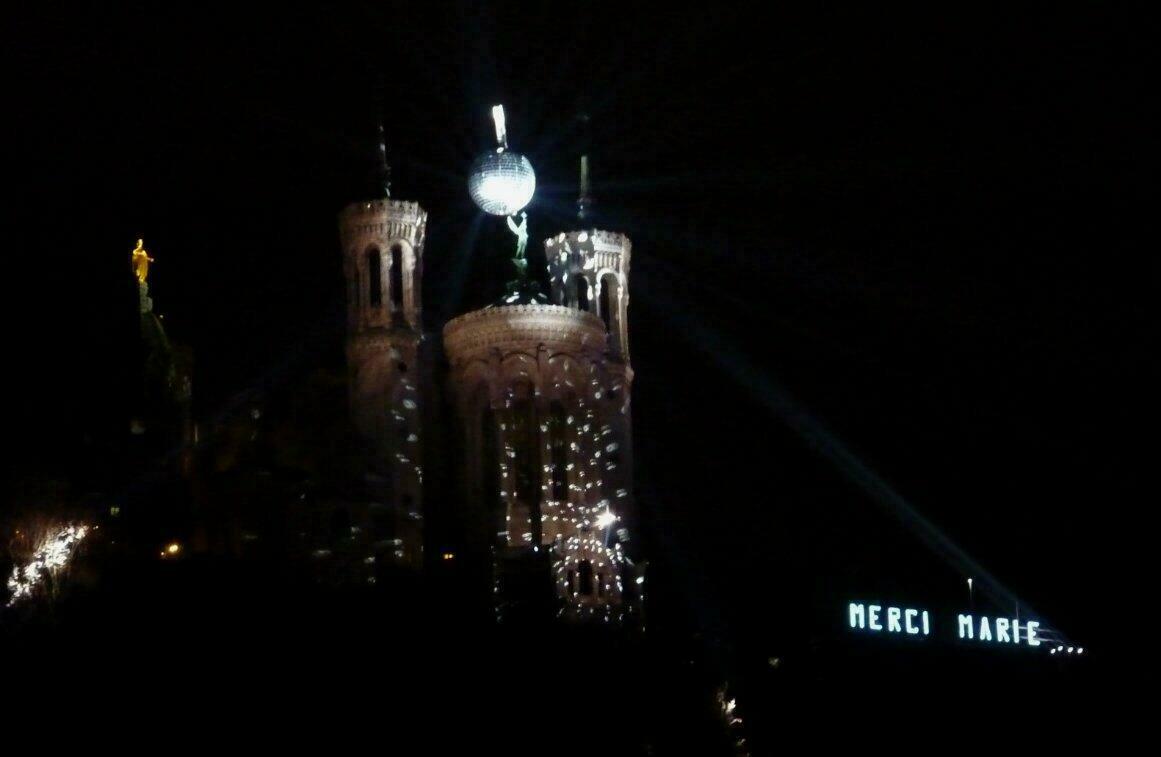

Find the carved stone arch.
xmin=383 ymin=237 xmax=418 ymax=278
xmin=594 ymin=267 xmax=620 ymax=287
xmin=499 ymin=352 xmax=540 ymax=397
xmin=363 ymin=244 xmax=385 ymax=309
xmin=565 ymin=241 xmax=583 ymax=274
xmin=395 ymin=238 xmax=418 ymax=266
xmin=544 ymin=353 xmax=587 ymax=401
xmin=596 ymin=269 xmax=624 ymax=353
xmin=381 ymin=238 xmax=418 ymax=324
xmin=458 ymin=360 xmax=501 ymax=414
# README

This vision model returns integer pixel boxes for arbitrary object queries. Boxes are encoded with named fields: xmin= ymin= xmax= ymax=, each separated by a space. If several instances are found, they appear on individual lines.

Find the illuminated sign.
xmin=849 ymin=603 xmax=930 ymax=636
xmin=848 ymin=602 xmax=1042 ymax=648
xmin=956 ymin=613 xmax=1040 ymax=646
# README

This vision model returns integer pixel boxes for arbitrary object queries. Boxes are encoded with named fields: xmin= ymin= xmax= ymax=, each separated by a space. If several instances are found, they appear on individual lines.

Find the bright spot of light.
xmin=468 ymin=152 xmax=536 ymax=216
xmin=6 ymin=524 xmax=90 ymax=606
xmin=595 ymin=510 xmax=618 ymax=529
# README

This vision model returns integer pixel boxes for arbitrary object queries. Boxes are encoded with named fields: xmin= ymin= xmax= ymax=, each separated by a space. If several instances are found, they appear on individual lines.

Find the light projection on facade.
xmin=338 ymin=197 xmax=429 ymax=575
xmin=446 ymin=139 xmax=639 ymax=621
xmin=338 ymin=105 xmax=639 ymax=623
xmin=443 ymin=303 xmax=638 ymax=622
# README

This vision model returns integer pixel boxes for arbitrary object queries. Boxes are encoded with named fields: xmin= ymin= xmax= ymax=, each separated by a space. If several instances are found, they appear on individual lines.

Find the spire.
xmin=576 ymin=107 xmax=593 ymax=221
xmin=372 ymin=76 xmax=391 ymax=198
xmin=491 ymin=105 xmax=509 ymax=151
xmin=376 ymin=121 xmax=392 ymax=199
xmin=577 ymin=154 xmax=593 ymax=222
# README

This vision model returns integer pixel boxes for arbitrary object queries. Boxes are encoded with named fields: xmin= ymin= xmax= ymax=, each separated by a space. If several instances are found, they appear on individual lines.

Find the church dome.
xmin=443 ymin=304 xmax=606 ymax=367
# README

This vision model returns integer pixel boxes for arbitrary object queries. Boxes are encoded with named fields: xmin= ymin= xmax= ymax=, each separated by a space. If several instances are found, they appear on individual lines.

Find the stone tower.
xmin=338 ymin=197 xmax=428 ymax=569
xmin=544 ymin=212 xmax=636 ymax=577
xmin=443 ymin=226 xmax=640 ymax=621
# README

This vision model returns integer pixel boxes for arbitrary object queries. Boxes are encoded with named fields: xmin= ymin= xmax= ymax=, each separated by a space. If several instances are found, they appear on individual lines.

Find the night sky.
xmin=7 ymin=4 xmax=1150 ymax=657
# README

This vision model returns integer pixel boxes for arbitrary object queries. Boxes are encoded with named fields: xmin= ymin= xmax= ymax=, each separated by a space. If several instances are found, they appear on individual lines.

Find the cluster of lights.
xmin=562 ymin=389 xmax=629 ymax=622
xmin=378 ymin=375 xmax=423 ymax=571
xmin=5 ymin=524 xmax=90 ymax=607
xmin=716 ymin=688 xmax=749 ymax=756
xmin=1049 ymin=645 xmax=1084 ymax=655
xmin=546 ymin=232 xmax=603 ymax=305
xmin=496 ymin=379 xmax=632 ymax=622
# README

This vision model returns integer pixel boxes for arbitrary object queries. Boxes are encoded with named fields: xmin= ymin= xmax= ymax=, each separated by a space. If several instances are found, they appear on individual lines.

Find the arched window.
xmin=366 ymin=248 xmax=382 ymax=308
xmin=548 ymin=401 xmax=569 ymax=503
xmin=390 ymin=244 xmax=404 ymax=317
xmin=599 ymin=277 xmax=613 ymax=333
xmin=509 ymin=386 xmax=540 ymax=520
xmin=577 ymin=559 xmax=594 ymax=596
xmin=481 ymin=403 xmax=502 ymax=542
xmin=577 ymin=277 xmax=590 ymax=312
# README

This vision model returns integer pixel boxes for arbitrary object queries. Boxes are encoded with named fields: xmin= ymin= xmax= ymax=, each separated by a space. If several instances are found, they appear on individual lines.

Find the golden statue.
xmin=131 ymin=238 xmax=154 ymax=283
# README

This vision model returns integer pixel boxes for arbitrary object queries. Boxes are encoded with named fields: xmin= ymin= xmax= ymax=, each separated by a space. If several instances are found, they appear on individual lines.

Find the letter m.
xmin=958 ymin=614 xmax=974 ymax=640
xmin=849 ymin=603 xmax=866 ymax=629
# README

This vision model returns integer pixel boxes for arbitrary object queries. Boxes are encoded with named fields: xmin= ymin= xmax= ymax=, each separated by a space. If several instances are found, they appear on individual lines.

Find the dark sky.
xmin=7 ymin=3 xmax=1151 ymax=652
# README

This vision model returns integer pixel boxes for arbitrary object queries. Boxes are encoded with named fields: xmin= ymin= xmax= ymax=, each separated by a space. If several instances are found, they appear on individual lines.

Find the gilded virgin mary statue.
xmin=132 ymin=239 xmax=154 ymax=283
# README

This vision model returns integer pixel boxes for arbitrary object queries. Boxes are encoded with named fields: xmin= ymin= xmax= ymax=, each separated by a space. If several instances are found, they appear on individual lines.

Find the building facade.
xmin=339 ymin=192 xmax=641 ymax=621
xmin=338 ymin=199 xmax=428 ymax=571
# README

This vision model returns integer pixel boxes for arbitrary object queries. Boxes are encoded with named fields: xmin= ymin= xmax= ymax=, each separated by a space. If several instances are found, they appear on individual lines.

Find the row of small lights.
xmin=967 ymin=577 xmax=1087 ymax=658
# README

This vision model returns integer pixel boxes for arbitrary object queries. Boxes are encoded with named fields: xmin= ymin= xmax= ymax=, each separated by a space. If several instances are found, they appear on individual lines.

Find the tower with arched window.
xmin=338 ymin=196 xmax=428 ymax=569
xmin=545 ymin=228 xmax=632 ymax=366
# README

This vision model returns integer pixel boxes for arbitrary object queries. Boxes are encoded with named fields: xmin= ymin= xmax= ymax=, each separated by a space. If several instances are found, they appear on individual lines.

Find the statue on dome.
xmin=507 ymin=212 xmax=529 ymax=262
xmin=131 ymin=239 xmax=154 ymax=283
xmin=506 ymin=212 xmax=529 ymax=279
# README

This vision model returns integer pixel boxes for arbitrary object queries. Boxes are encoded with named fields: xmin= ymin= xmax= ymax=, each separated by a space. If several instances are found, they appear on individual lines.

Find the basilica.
xmin=333 ymin=111 xmax=642 ymax=622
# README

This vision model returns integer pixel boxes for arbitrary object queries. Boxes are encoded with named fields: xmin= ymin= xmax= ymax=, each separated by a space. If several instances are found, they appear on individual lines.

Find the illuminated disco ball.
xmin=468 ymin=150 xmax=536 ymax=216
